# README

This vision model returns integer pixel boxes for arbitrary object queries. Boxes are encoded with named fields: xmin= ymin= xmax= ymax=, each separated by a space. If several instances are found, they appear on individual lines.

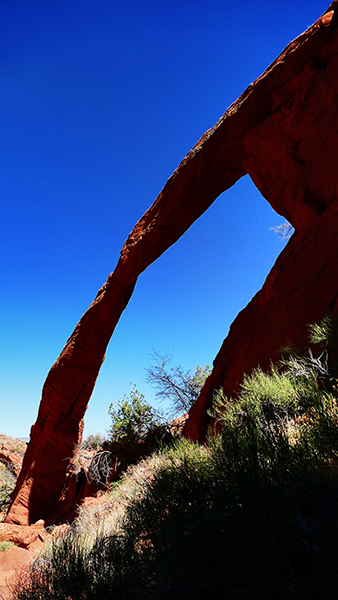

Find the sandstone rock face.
xmin=0 ymin=522 xmax=46 ymax=551
xmin=185 ymin=2 xmax=338 ymax=441
xmin=185 ymin=202 xmax=338 ymax=440
xmin=6 ymin=1 xmax=338 ymax=523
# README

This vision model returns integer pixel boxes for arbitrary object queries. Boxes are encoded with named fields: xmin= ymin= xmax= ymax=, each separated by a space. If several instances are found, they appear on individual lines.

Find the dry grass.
xmin=68 ymin=451 xmax=170 ymax=554
xmin=12 ymin=431 xmax=338 ymax=600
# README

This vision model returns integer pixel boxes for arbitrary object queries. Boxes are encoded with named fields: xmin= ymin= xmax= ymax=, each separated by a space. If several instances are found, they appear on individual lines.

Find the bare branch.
xmin=270 ymin=222 xmax=294 ymax=241
xmin=145 ymin=349 xmax=210 ymax=416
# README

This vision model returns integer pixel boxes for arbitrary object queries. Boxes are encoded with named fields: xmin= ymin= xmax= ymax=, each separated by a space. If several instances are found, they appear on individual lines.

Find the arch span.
xmin=6 ymin=1 xmax=338 ymax=524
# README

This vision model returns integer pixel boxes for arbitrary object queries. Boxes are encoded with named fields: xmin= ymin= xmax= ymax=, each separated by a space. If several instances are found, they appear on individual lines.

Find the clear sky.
xmin=1 ymin=0 xmax=329 ymax=439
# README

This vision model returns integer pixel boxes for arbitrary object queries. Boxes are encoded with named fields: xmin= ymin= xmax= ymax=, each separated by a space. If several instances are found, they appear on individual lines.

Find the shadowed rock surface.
xmin=6 ymin=1 xmax=338 ymax=524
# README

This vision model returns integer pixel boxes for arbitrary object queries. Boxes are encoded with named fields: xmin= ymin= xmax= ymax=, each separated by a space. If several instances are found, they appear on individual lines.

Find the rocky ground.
xmin=0 ymin=422 xmax=186 ymax=599
xmin=0 ymin=520 xmax=70 ymax=600
xmin=0 ymin=434 xmax=103 ymax=600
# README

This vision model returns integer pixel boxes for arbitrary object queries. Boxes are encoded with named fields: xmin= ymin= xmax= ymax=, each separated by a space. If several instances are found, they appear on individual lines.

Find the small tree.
xmin=145 ymin=350 xmax=211 ymax=416
xmin=108 ymin=384 xmax=165 ymax=443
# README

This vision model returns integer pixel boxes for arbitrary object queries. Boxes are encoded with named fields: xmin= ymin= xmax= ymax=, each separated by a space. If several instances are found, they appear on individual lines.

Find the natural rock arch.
xmin=7 ymin=1 xmax=338 ymax=525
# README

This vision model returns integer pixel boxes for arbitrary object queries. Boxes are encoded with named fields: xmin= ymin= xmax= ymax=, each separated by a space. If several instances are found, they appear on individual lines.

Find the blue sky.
xmin=1 ymin=0 xmax=329 ymax=438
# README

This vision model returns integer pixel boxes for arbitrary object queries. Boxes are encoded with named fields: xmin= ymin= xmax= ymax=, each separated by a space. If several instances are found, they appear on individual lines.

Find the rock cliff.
xmin=6 ymin=1 xmax=338 ymax=524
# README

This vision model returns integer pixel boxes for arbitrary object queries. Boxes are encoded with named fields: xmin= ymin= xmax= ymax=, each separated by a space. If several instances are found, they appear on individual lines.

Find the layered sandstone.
xmin=6 ymin=2 xmax=338 ymax=524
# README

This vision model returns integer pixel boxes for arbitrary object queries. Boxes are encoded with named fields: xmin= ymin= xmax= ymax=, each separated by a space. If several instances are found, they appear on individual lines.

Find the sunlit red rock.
xmin=0 ymin=546 xmax=35 ymax=600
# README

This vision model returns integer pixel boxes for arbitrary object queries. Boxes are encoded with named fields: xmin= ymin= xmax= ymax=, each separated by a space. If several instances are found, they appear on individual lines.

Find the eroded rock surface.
xmin=6 ymin=1 xmax=338 ymax=524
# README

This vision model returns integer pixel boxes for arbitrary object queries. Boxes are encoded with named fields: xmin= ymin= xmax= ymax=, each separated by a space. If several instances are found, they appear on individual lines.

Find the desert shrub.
xmin=81 ymin=432 xmax=106 ymax=450
xmin=308 ymin=314 xmax=338 ymax=348
xmin=14 ymin=318 xmax=338 ymax=599
xmin=15 ymin=431 xmax=338 ymax=599
xmin=13 ymin=452 xmax=172 ymax=599
xmin=107 ymin=384 xmax=168 ymax=444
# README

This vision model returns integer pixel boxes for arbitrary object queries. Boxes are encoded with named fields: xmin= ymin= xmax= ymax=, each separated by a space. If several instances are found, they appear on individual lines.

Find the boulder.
xmin=0 ymin=522 xmax=46 ymax=550
xmin=6 ymin=1 xmax=338 ymax=523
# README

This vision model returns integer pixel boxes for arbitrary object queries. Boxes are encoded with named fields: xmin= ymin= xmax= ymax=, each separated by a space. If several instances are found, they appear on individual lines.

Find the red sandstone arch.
xmin=6 ymin=1 xmax=338 ymax=525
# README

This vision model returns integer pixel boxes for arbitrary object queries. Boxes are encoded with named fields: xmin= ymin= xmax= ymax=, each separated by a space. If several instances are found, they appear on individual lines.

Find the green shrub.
xmin=308 ymin=314 xmax=338 ymax=347
xmin=0 ymin=541 xmax=15 ymax=552
xmin=107 ymin=384 xmax=167 ymax=443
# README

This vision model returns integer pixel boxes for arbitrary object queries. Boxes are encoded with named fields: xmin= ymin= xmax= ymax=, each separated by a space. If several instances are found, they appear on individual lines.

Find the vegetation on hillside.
xmin=107 ymin=384 xmax=167 ymax=444
xmin=0 ymin=461 xmax=16 ymax=518
xmin=13 ymin=317 xmax=338 ymax=599
xmin=82 ymin=354 xmax=210 ymax=454
xmin=0 ymin=435 xmax=27 ymax=520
